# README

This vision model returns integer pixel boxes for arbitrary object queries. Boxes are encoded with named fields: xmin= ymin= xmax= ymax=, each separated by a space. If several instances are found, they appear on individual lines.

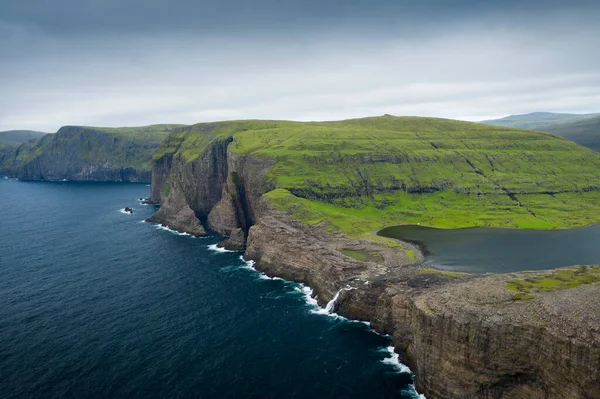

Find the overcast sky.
xmin=1 ymin=0 xmax=599 ymax=132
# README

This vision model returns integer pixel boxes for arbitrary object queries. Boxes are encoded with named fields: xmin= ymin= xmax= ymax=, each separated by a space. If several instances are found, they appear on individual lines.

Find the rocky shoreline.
xmin=146 ymin=136 xmax=600 ymax=399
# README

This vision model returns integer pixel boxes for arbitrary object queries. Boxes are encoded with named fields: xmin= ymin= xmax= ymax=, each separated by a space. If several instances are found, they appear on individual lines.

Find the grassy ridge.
xmin=542 ymin=116 xmax=600 ymax=152
xmin=482 ymin=112 xmax=600 ymax=131
xmin=84 ymin=125 xmax=186 ymax=145
xmin=483 ymin=112 xmax=600 ymax=151
xmin=20 ymin=125 xmax=183 ymax=170
xmin=155 ymin=115 xmax=600 ymax=238
xmin=0 ymin=130 xmax=48 ymax=146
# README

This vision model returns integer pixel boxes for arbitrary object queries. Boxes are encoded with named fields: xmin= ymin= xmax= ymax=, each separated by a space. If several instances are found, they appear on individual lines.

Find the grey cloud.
xmin=0 ymin=1 xmax=599 ymax=130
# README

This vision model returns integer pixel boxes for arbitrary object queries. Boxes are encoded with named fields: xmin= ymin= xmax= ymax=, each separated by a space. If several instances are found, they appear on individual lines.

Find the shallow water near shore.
xmin=378 ymin=224 xmax=600 ymax=273
xmin=0 ymin=180 xmax=421 ymax=398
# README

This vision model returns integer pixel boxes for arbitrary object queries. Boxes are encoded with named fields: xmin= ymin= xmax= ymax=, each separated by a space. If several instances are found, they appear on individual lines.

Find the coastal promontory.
xmin=146 ymin=115 xmax=600 ymax=398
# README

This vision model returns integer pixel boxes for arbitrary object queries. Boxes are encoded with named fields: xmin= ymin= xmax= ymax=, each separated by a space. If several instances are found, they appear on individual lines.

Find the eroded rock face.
xmin=3 ymin=127 xmax=156 ymax=182
xmin=217 ymin=228 xmax=246 ymax=251
xmin=146 ymin=183 xmax=206 ymax=236
xmin=147 ymin=135 xmax=600 ymax=399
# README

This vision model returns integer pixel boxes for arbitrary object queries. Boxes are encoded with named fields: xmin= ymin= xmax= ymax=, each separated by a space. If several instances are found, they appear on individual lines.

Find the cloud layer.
xmin=1 ymin=0 xmax=599 ymax=131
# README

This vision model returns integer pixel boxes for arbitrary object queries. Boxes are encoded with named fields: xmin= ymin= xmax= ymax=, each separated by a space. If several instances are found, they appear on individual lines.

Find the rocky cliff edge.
xmin=146 ymin=128 xmax=600 ymax=399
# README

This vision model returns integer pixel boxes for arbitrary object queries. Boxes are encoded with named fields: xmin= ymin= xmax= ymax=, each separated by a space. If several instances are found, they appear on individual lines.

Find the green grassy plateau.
xmin=155 ymin=115 xmax=600 ymax=240
xmin=14 ymin=124 xmax=184 ymax=170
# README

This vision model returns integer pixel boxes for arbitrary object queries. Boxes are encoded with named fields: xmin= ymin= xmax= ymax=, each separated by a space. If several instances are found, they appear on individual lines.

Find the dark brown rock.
xmin=217 ymin=228 xmax=246 ymax=251
xmin=146 ymin=183 xmax=206 ymax=236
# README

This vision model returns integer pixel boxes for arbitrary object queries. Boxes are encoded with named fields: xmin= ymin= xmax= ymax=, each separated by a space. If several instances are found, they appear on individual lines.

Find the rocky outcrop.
xmin=146 ymin=182 xmax=206 ymax=236
xmin=217 ymin=227 xmax=246 ymax=251
xmin=148 ymin=135 xmax=600 ymax=399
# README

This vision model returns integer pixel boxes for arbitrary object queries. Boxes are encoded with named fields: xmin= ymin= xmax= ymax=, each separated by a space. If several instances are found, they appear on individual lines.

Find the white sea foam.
xmin=240 ymin=258 xmax=257 ymax=270
xmin=155 ymin=224 xmax=191 ymax=236
xmin=380 ymin=346 xmax=412 ymax=374
xmin=207 ymin=244 xmax=234 ymax=253
xmin=403 ymin=384 xmax=426 ymax=399
xmin=119 ymin=208 xmax=134 ymax=215
xmin=218 ymin=253 xmax=422 ymax=395
xmin=293 ymin=285 xmax=319 ymax=308
xmin=237 ymin=255 xmax=286 ymax=281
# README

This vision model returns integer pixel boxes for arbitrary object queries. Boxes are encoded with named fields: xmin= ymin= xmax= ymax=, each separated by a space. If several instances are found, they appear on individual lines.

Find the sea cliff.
xmin=1 ymin=125 xmax=182 ymax=182
xmin=146 ymin=117 xmax=600 ymax=398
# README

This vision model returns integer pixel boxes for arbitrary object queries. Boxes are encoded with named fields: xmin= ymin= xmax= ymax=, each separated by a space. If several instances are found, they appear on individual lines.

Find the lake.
xmin=378 ymin=224 xmax=600 ymax=273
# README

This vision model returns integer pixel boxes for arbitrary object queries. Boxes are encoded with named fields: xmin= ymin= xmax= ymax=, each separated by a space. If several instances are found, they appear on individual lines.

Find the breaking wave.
xmin=155 ymin=224 xmax=191 ymax=236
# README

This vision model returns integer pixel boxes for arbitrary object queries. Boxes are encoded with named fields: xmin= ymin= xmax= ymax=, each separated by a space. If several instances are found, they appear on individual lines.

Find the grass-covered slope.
xmin=541 ymin=116 xmax=600 ymax=152
xmin=482 ymin=112 xmax=600 ymax=131
xmin=155 ymin=115 xmax=600 ymax=238
xmin=483 ymin=112 xmax=600 ymax=151
xmin=0 ymin=130 xmax=48 ymax=146
xmin=3 ymin=124 xmax=184 ymax=180
xmin=33 ymin=124 xmax=182 ymax=168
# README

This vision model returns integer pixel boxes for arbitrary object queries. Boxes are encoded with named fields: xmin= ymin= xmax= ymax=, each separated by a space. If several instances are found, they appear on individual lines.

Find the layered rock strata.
xmin=1 ymin=126 xmax=169 ymax=182
xmin=147 ymin=136 xmax=600 ymax=399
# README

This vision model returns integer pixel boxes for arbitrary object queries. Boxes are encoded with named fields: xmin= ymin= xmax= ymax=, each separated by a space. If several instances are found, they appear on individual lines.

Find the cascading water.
xmin=315 ymin=285 xmax=356 ymax=315
xmin=324 ymin=290 xmax=342 ymax=313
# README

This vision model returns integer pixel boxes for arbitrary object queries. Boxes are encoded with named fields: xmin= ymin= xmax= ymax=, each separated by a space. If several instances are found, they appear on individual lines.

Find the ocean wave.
xmin=380 ymin=346 xmax=412 ymax=374
xmin=155 ymin=224 xmax=192 ymax=236
xmin=237 ymin=255 xmax=286 ymax=281
xmin=207 ymin=244 xmax=234 ymax=253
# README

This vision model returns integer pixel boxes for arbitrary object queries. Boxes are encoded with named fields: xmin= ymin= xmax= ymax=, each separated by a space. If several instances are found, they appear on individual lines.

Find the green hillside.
xmin=2 ymin=124 xmax=185 ymax=180
xmin=82 ymin=125 xmax=184 ymax=145
xmin=482 ymin=112 xmax=600 ymax=131
xmin=483 ymin=112 xmax=600 ymax=151
xmin=155 ymin=115 xmax=600 ymax=239
xmin=23 ymin=124 xmax=183 ymax=169
xmin=0 ymin=130 xmax=48 ymax=146
xmin=541 ymin=116 xmax=600 ymax=152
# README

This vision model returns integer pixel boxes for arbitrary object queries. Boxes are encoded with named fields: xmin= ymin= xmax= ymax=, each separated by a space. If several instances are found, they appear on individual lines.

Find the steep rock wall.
xmin=0 ymin=126 xmax=171 ymax=183
xmin=3 ymin=126 xmax=161 ymax=182
xmin=148 ymin=136 xmax=600 ymax=399
xmin=339 ymin=275 xmax=600 ymax=399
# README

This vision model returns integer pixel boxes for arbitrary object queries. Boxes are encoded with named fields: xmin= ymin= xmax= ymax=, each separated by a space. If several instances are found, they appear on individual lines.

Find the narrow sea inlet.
xmin=0 ymin=180 xmax=420 ymax=398
xmin=378 ymin=224 xmax=600 ymax=273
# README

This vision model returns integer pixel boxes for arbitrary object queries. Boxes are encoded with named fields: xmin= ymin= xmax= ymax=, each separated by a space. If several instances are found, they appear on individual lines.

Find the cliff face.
xmin=147 ymin=121 xmax=600 ymax=399
xmin=2 ymin=125 xmax=178 ymax=182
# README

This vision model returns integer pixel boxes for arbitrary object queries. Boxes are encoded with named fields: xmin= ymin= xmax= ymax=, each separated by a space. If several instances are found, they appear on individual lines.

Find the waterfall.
xmin=324 ymin=290 xmax=342 ymax=313
xmin=321 ymin=285 xmax=356 ymax=314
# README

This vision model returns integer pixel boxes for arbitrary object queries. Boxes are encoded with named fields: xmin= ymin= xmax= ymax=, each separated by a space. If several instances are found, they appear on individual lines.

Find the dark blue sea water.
xmin=0 ymin=180 xmax=421 ymax=399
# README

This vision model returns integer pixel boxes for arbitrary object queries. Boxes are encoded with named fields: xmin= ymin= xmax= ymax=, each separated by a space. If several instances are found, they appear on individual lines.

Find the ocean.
xmin=0 ymin=180 xmax=421 ymax=398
